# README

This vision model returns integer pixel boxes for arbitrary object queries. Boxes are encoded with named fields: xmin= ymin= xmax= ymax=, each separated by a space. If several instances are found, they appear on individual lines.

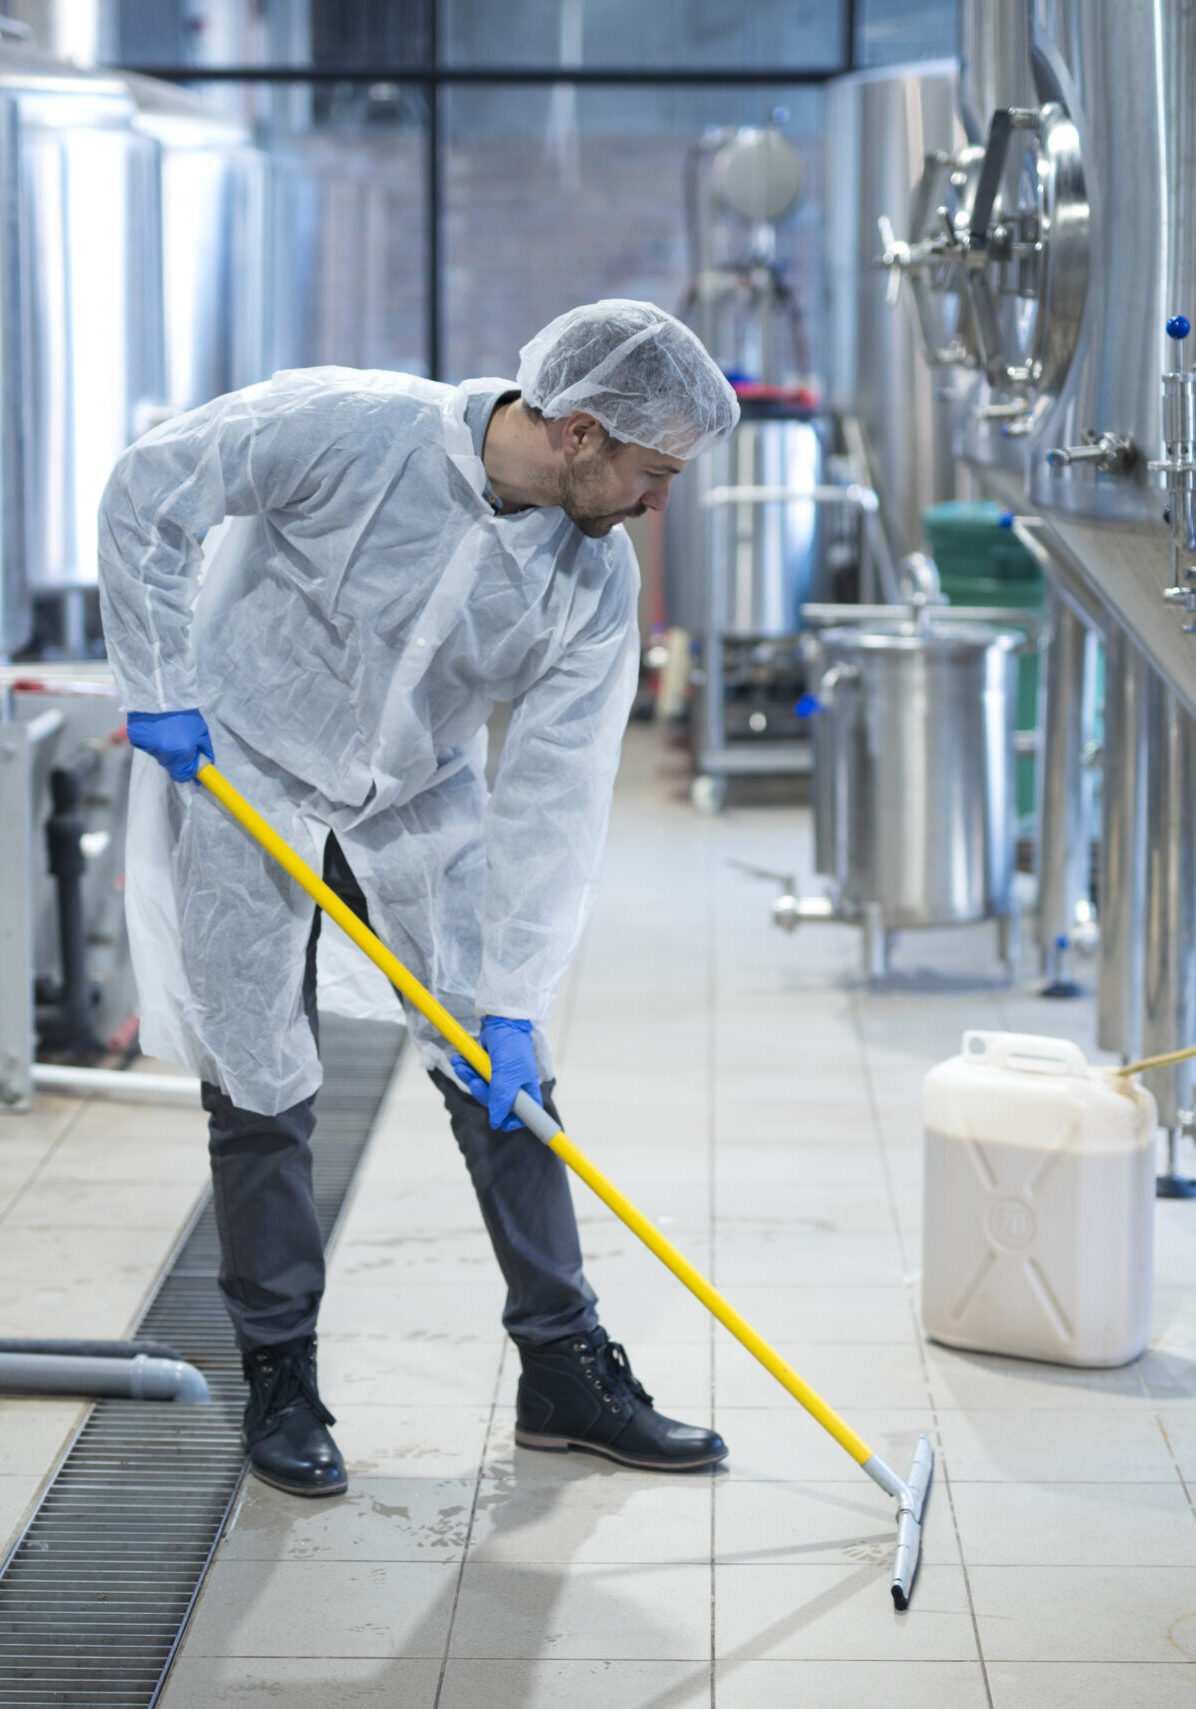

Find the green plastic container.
xmin=923 ymin=500 xmax=1041 ymax=582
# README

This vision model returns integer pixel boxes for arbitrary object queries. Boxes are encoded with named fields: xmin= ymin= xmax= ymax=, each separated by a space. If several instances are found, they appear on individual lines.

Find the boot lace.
xmin=249 ymin=1343 xmax=335 ymax=1433
xmin=598 ymin=1339 xmax=653 ymax=1409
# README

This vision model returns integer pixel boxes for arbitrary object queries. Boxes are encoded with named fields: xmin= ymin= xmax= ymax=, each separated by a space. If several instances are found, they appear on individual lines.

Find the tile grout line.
xmin=0 ymin=1096 xmax=92 ymax=1233
xmin=430 ymin=1336 xmax=509 ymax=1709
xmin=1155 ymin=1412 xmax=1196 ymax=1528
xmin=851 ymin=983 xmax=994 ymax=1709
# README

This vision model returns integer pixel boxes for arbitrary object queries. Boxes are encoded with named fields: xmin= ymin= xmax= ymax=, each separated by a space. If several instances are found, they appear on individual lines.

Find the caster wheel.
xmin=691 ymin=775 xmax=725 ymax=815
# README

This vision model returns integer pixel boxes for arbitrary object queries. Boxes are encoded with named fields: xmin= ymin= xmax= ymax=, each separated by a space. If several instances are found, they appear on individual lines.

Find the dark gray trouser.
xmin=203 ymin=834 xmax=599 ymax=1354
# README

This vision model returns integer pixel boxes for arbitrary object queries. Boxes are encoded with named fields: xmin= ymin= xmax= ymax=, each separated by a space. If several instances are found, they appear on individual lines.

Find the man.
xmin=98 ymin=299 xmax=739 ymax=1497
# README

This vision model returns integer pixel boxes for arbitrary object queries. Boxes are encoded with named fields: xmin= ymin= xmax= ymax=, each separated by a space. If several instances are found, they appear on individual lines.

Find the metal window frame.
xmin=120 ymin=0 xmax=857 ymax=381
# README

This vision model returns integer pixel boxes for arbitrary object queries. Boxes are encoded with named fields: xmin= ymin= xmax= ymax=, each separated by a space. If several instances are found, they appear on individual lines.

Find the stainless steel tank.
xmin=876 ymin=3 xmax=1090 ymax=514
xmin=265 ymin=123 xmax=426 ymax=377
xmin=13 ymin=46 xmax=164 ymax=600
xmin=810 ymin=619 xmax=1019 ymax=928
xmin=954 ymin=0 xmax=1051 ymax=495
xmin=1140 ymin=670 xmax=1196 ymax=1129
xmin=124 ymin=73 xmax=264 ymax=411
xmin=0 ymin=73 xmax=25 ymax=658
xmin=1025 ymin=0 xmax=1196 ymax=718
xmin=673 ymin=412 xmax=831 ymax=638
xmin=958 ymin=0 xmax=1034 ymax=148
xmin=1033 ymin=590 xmax=1098 ymax=974
xmin=824 ymin=63 xmax=959 ymax=559
xmin=1097 ymin=626 xmax=1148 ymax=1061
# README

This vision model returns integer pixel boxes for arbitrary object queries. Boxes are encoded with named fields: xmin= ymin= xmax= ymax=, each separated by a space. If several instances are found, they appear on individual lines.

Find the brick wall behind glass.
xmin=444 ymin=130 xmax=825 ymax=388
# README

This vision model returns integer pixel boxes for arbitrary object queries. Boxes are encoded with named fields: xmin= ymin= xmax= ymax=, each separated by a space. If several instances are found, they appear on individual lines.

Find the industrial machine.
xmin=666 ymin=121 xmax=857 ymax=810
xmin=0 ymin=669 xmax=137 ymax=1109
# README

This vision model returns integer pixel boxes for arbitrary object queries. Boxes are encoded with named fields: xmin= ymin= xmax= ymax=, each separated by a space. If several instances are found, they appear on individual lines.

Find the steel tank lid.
xmin=817 ymin=618 xmax=1021 ymax=654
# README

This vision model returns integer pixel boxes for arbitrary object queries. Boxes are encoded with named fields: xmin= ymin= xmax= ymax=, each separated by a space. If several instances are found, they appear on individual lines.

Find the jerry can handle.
xmin=961 ymin=1030 xmax=1089 ymax=1077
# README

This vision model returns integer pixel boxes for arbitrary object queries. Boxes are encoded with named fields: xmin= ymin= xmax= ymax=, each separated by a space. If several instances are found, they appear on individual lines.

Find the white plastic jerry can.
xmin=922 ymin=1030 xmax=1157 ymax=1368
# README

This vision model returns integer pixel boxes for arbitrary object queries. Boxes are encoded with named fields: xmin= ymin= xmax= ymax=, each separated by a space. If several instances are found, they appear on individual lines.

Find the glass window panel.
xmin=442 ymin=83 xmax=824 ymax=388
xmin=115 ymin=1 xmax=433 ymax=72
xmin=442 ymin=0 xmax=845 ymax=71
xmin=855 ymin=0 xmax=959 ymax=68
xmin=204 ymin=80 xmax=429 ymax=377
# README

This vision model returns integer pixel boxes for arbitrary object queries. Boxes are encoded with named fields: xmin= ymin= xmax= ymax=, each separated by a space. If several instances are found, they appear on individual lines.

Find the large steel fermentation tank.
xmin=123 ymin=74 xmax=263 ymax=413
xmin=0 ymin=34 xmax=269 ymax=660
xmin=810 ymin=620 xmax=1019 ymax=934
xmin=1022 ymin=0 xmax=1196 ymax=721
xmin=1021 ymin=1 xmax=1196 ymax=1168
xmin=15 ymin=48 xmax=163 ymax=615
xmin=0 ymin=42 xmax=163 ymax=656
xmin=823 ymin=63 xmax=960 ymax=559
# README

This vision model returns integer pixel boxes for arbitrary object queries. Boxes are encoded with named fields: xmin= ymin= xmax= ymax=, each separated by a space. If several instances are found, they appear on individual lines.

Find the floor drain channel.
xmin=0 ymin=1018 xmax=403 ymax=1709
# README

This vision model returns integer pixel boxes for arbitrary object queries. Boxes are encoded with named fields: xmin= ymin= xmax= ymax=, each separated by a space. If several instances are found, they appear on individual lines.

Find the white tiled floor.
xmin=4 ymin=722 xmax=1196 ymax=1706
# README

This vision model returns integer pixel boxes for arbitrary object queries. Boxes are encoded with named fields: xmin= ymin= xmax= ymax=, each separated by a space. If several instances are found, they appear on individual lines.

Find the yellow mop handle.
xmin=195 ymin=761 xmax=875 ymax=1468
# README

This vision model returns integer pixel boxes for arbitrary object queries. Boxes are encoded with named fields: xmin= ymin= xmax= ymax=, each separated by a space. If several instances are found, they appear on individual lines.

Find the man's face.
xmin=559 ymin=428 xmax=686 ymax=538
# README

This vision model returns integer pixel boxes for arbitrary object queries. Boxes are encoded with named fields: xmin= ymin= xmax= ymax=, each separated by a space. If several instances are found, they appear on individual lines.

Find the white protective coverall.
xmin=97 ymin=367 xmax=641 ymax=1116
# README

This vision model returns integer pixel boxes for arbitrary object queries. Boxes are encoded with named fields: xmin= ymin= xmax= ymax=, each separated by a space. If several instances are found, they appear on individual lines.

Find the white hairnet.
xmin=516 ymin=298 xmax=740 ymax=461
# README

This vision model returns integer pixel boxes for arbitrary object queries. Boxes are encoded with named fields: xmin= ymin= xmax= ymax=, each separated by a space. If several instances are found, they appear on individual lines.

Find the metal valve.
xmin=1045 ymin=430 xmax=1135 ymax=473
xmin=978 ymin=397 xmax=1032 ymax=422
xmin=1149 ymin=315 xmax=1196 ymax=605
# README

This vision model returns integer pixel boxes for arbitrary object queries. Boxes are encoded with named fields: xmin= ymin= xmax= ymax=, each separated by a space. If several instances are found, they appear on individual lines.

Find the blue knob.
xmin=1167 ymin=315 xmax=1191 ymax=341
xmin=794 ymin=694 xmax=823 ymax=719
xmin=1055 ymin=934 xmax=1069 ymax=951
xmin=998 ymin=510 xmax=1015 ymax=529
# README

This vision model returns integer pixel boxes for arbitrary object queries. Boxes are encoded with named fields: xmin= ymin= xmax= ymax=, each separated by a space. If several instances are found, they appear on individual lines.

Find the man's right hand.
xmin=451 ymin=1015 xmax=545 ymax=1132
xmin=126 ymin=709 xmax=214 ymax=782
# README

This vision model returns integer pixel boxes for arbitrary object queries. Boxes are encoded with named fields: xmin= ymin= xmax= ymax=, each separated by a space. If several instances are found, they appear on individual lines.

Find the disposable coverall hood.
xmin=98 ymin=368 xmax=641 ymax=1115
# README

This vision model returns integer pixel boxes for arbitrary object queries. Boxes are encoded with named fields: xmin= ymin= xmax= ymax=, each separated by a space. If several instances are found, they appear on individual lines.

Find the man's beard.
xmin=559 ymin=465 xmax=646 ymax=537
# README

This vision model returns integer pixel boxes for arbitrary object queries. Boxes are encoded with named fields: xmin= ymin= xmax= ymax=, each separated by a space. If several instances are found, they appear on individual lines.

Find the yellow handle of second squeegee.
xmin=193 ymin=759 xmax=875 ymax=1468
xmin=1117 ymin=1042 xmax=1196 ymax=1078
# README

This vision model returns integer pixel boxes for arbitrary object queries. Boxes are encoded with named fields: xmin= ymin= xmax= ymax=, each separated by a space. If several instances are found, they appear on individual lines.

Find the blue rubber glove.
xmin=451 ymin=1015 xmax=544 ymax=1132
xmin=126 ymin=709 xmax=214 ymax=782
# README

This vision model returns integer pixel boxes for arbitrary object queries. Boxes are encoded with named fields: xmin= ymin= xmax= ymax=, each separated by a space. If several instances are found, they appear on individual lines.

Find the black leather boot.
xmin=515 ymin=1327 xmax=728 ymax=1471
xmin=241 ymin=1334 xmax=348 ymax=1497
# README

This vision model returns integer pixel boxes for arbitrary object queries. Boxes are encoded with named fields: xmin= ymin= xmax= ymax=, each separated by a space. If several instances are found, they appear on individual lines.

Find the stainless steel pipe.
xmin=1035 ymin=591 xmax=1093 ymax=977
xmin=1097 ymin=628 xmax=1148 ymax=1061
xmin=1140 ymin=671 xmax=1196 ymax=1130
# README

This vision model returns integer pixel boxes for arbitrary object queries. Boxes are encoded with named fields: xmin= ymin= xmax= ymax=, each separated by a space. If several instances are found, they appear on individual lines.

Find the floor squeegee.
xmin=197 ymin=760 xmax=935 ymax=1608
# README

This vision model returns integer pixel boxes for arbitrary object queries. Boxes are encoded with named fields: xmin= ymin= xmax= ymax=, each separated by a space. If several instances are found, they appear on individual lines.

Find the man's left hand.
xmin=451 ymin=1015 xmax=544 ymax=1131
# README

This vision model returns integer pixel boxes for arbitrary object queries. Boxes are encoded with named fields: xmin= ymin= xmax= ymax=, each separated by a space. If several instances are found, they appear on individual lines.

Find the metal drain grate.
xmin=0 ymin=1017 xmax=403 ymax=1708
